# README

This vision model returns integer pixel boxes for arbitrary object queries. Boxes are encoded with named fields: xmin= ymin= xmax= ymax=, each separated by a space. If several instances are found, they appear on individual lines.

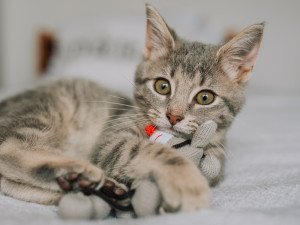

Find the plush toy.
xmin=58 ymin=120 xmax=217 ymax=219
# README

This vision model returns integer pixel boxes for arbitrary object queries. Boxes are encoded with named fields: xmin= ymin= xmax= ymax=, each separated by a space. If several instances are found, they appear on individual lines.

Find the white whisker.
xmin=121 ymin=75 xmax=160 ymax=113
xmin=108 ymin=94 xmax=129 ymax=101
xmin=101 ymin=107 xmax=133 ymax=111
xmin=102 ymin=118 xmax=150 ymax=132
xmin=82 ymin=100 xmax=139 ymax=109
xmin=104 ymin=113 xmax=144 ymax=120
xmin=102 ymin=115 xmax=143 ymax=125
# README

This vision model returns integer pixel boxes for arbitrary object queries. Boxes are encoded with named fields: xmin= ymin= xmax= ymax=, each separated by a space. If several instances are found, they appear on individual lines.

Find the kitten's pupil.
xmin=161 ymin=84 xmax=168 ymax=89
xmin=202 ymin=94 xmax=208 ymax=102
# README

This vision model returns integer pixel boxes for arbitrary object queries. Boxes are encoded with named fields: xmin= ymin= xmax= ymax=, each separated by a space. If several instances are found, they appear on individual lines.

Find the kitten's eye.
xmin=195 ymin=90 xmax=215 ymax=105
xmin=154 ymin=79 xmax=171 ymax=95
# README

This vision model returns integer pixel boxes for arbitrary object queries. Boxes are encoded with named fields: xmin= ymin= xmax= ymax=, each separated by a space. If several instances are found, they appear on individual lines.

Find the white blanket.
xmin=0 ymin=90 xmax=299 ymax=225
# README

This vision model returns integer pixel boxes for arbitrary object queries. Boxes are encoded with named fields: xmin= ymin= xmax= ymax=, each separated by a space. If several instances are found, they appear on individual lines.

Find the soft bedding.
xmin=0 ymin=89 xmax=299 ymax=225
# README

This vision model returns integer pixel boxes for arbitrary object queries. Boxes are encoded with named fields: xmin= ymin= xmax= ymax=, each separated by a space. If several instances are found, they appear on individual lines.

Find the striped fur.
xmin=0 ymin=5 xmax=263 ymax=213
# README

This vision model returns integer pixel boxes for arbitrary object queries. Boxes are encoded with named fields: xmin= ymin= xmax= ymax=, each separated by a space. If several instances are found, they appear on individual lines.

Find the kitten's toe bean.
xmin=89 ymin=183 xmax=97 ymax=189
xmin=78 ymin=179 xmax=92 ymax=188
xmin=114 ymin=188 xmax=126 ymax=196
xmin=104 ymin=179 xmax=115 ymax=188
xmin=103 ymin=178 xmax=128 ymax=192
xmin=57 ymin=177 xmax=73 ymax=191
xmin=55 ymin=162 xmax=105 ymax=192
xmin=67 ymin=172 xmax=79 ymax=181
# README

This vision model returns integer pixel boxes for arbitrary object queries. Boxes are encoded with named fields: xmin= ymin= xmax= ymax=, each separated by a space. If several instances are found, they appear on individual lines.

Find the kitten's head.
xmin=134 ymin=5 xmax=264 ymax=139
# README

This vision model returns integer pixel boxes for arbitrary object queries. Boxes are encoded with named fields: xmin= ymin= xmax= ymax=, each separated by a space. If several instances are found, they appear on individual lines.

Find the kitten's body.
xmin=0 ymin=5 xmax=263 ymax=212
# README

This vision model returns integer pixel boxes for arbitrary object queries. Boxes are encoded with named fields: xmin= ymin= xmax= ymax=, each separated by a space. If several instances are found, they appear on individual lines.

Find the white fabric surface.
xmin=0 ymin=86 xmax=299 ymax=224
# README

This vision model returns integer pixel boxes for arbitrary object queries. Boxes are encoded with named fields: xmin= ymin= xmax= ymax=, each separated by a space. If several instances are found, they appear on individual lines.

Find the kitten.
xmin=0 ymin=5 xmax=263 ymax=212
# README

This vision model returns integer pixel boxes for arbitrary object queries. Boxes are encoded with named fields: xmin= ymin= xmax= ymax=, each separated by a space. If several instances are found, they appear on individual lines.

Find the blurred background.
xmin=0 ymin=0 xmax=299 ymax=97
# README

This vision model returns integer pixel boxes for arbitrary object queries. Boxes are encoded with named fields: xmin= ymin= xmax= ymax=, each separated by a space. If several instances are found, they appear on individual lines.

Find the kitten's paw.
xmin=156 ymin=163 xmax=211 ymax=212
xmin=56 ymin=161 xmax=105 ymax=191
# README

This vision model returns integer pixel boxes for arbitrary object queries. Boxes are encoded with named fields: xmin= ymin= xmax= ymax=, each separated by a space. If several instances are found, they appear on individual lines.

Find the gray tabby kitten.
xmin=0 ymin=5 xmax=263 ymax=212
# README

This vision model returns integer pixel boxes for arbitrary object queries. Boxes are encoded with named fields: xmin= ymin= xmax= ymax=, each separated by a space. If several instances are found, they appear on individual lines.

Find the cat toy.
xmin=58 ymin=120 xmax=218 ymax=219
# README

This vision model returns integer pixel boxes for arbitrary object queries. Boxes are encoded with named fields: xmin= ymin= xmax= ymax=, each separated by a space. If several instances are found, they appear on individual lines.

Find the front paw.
xmin=55 ymin=161 xmax=105 ymax=191
xmin=154 ymin=163 xmax=211 ymax=213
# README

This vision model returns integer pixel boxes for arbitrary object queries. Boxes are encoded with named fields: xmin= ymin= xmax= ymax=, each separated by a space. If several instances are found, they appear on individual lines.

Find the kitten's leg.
xmin=200 ymin=144 xmax=225 ymax=187
xmin=0 ymin=138 xmax=106 ymax=199
xmin=95 ymin=135 xmax=211 ymax=212
xmin=0 ymin=176 xmax=62 ymax=205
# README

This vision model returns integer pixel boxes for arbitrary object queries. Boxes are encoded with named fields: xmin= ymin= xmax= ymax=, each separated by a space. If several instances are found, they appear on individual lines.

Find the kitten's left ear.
xmin=217 ymin=24 xmax=264 ymax=83
xmin=144 ymin=4 xmax=176 ymax=60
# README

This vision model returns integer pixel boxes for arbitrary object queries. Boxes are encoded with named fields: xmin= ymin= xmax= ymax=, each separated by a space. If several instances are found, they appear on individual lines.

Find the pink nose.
xmin=166 ymin=113 xmax=184 ymax=126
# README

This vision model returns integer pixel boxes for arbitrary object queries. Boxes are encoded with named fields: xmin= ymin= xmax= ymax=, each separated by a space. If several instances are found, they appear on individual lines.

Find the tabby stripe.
xmin=155 ymin=148 xmax=165 ymax=157
xmin=205 ymin=143 xmax=219 ymax=149
xmin=200 ymin=74 xmax=207 ymax=86
xmin=221 ymin=97 xmax=236 ymax=116
xmin=129 ymin=144 xmax=140 ymax=160
xmin=0 ymin=130 xmax=26 ymax=145
xmin=217 ymin=115 xmax=231 ymax=130
xmin=165 ymin=156 xmax=186 ymax=166
xmin=127 ymin=128 xmax=140 ymax=137
xmin=134 ymin=94 xmax=148 ymax=106
xmin=102 ymin=140 xmax=126 ymax=170
xmin=13 ymin=118 xmax=47 ymax=130
xmin=135 ymin=77 xmax=150 ymax=85
xmin=170 ymin=67 xmax=176 ymax=77
xmin=91 ymin=140 xmax=112 ymax=165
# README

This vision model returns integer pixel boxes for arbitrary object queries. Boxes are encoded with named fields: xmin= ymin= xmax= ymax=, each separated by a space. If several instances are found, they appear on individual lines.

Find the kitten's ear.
xmin=217 ymin=24 xmax=264 ymax=83
xmin=144 ymin=4 xmax=176 ymax=60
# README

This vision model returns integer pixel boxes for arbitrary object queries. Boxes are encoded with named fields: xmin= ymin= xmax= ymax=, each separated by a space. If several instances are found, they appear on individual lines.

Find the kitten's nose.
xmin=166 ymin=113 xmax=184 ymax=126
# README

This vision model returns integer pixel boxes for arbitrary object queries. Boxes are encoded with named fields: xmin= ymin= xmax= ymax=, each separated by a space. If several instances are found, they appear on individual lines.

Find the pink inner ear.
xmin=236 ymin=43 xmax=261 ymax=83
xmin=243 ymin=43 xmax=261 ymax=69
xmin=144 ymin=21 xmax=154 ymax=58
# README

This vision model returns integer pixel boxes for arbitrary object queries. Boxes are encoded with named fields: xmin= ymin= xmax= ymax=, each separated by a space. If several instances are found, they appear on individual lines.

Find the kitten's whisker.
xmin=121 ymin=75 xmax=160 ymax=113
xmin=209 ymin=141 xmax=229 ymax=160
xmin=101 ymin=107 xmax=134 ymax=111
xmin=118 ymin=120 xmax=149 ymax=133
xmin=215 ymin=141 xmax=235 ymax=160
xmin=227 ymin=114 xmax=247 ymax=126
xmin=108 ymin=94 xmax=129 ymax=101
xmin=104 ymin=113 xmax=144 ymax=120
xmin=113 ymin=119 xmax=150 ymax=133
xmin=90 ymin=111 xmax=145 ymax=125
xmin=102 ymin=118 xmax=150 ymax=132
xmin=82 ymin=100 xmax=139 ymax=109
xmin=102 ymin=115 xmax=144 ymax=125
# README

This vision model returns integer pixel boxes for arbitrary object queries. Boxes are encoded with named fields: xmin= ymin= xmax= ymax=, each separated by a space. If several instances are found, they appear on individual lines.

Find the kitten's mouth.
xmin=159 ymin=126 xmax=187 ymax=138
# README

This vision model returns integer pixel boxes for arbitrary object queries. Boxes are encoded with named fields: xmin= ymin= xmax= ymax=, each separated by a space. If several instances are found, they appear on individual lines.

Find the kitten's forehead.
xmin=169 ymin=41 xmax=220 ymax=81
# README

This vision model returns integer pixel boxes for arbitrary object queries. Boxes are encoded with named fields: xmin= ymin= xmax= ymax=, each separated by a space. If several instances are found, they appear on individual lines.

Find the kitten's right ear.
xmin=144 ymin=4 xmax=175 ymax=60
xmin=217 ymin=24 xmax=264 ymax=84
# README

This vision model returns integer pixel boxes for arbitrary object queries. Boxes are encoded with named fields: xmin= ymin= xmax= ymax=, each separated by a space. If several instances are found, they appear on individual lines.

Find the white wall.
xmin=0 ymin=0 xmax=299 ymax=94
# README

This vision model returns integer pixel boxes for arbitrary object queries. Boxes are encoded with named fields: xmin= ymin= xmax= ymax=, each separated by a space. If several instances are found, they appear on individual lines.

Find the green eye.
xmin=195 ymin=90 xmax=215 ymax=105
xmin=154 ymin=79 xmax=171 ymax=95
